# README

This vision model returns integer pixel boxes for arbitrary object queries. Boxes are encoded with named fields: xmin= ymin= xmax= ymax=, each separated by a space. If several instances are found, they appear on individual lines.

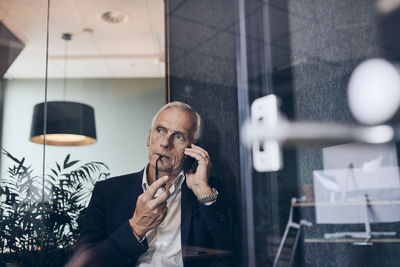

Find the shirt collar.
xmin=142 ymin=164 xmax=185 ymax=194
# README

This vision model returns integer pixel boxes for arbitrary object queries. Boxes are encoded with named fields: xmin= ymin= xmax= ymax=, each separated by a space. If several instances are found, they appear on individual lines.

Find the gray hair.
xmin=151 ymin=101 xmax=202 ymax=142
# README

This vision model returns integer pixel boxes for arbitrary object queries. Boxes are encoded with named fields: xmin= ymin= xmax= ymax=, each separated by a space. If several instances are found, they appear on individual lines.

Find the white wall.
xmin=1 ymin=78 xmax=164 ymax=178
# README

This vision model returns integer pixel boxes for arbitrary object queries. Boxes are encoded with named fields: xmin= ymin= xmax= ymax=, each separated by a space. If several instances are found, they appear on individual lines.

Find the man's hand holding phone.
xmin=184 ymin=144 xmax=213 ymax=199
xmin=129 ymin=176 xmax=170 ymax=240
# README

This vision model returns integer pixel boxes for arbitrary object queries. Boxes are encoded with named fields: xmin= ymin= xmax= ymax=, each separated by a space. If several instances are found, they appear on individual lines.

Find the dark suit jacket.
xmin=74 ymin=169 xmax=234 ymax=266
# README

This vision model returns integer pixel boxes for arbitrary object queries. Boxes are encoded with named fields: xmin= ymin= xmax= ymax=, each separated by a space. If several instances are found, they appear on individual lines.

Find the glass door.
xmin=237 ymin=1 xmax=400 ymax=266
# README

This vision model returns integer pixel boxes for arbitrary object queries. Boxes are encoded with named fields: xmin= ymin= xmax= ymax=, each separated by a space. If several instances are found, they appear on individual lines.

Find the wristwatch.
xmin=198 ymin=188 xmax=218 ymax=204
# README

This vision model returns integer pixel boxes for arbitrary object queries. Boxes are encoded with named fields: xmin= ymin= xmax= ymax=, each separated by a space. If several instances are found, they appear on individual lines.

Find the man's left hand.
xmin=184 ymin=144 xmax=213 ymax=199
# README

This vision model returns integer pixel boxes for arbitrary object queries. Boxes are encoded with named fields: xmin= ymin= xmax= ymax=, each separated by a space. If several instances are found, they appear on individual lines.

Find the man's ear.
xmin=146 ymin=130 xmax=151 ymax=147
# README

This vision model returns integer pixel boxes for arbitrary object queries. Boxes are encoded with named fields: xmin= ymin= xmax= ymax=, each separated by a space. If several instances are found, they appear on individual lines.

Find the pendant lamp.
xmin=30 ymin=33 xmax=97 ymax=146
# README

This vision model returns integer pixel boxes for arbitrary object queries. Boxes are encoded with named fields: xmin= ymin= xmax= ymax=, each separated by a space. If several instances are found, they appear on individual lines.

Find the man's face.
xmin=147 ymin=107 xmax=195 ymax=176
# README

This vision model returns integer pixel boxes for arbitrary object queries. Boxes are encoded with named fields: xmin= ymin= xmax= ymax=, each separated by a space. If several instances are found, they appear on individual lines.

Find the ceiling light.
xmin=99 ymin=10 xmax=129 ymax=24
xmin=30 ymin=33 xmax=97 ymax=146
xmin=30 ymin=102 xmax=97 ymax=146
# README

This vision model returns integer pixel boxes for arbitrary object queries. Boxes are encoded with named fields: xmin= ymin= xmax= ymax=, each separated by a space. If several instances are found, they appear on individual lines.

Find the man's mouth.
xmin=156 ymin=153 xmax=169 ymax=159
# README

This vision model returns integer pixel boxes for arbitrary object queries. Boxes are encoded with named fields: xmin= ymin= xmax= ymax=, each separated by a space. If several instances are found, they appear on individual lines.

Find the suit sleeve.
xmin=71 ymin=182 xmax=148 ymax=266
xmin=198 ymin=178 xmax=236 ymax=255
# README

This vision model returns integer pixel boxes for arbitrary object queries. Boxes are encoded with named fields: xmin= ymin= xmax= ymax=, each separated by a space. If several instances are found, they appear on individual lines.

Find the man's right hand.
xmin=129 ymin=176 xmax=170 ymax=239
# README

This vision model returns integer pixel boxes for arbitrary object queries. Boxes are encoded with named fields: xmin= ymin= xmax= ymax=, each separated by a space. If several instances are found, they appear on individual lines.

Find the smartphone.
xmin=184 ymin=155 xmax=198 ymax=174
xmin=184 ymin=143 xmax=199 ymax=173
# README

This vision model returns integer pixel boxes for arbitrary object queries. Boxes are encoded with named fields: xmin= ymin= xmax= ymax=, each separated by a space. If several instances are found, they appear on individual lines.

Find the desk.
xmin=292 ymin=200 xmax=400 ymax=207
xmin=183 ymin=245 xmax=232 ymax=260
xmin=293 ymin=202 xmax=400 ymax=267
xmin=305 ymin=238 xmax=400 ymax=243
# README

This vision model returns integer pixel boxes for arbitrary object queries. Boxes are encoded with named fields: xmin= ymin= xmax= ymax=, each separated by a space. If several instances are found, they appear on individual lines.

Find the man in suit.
xmin=71 ymin=101 xmax=234 ymax=266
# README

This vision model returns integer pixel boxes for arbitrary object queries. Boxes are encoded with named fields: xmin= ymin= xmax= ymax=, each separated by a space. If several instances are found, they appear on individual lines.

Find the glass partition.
xmin=0 ymin=0 xmax=48 ymax=265
xmin=238 ymin=1 xmax=400 ymax=266
xmin=1 ymin=0 xmax=165 ymax=265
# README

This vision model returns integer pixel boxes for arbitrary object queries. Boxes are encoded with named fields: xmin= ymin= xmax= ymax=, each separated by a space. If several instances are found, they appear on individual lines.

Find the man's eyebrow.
xmin=173 ymin=130 xmax=187 ymax=136
xmin=169 ymin=129 xmax=189 ymax=137
xmin=154 ymin=125 xmax=188 ymax=136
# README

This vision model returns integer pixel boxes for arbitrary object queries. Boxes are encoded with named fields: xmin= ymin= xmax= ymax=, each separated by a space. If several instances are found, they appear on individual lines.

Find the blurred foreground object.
xmin=348 ymin=58 xmax=400 ymax=125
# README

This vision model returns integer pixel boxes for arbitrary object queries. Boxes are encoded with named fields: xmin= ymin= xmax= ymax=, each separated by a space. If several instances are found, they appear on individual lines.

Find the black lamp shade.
xmin=30 ymin=101 xmax=97 ymax=146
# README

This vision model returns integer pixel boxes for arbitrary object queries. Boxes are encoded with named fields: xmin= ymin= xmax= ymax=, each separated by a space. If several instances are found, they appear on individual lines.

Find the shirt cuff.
xmin=132 ymin=230 xmax=146 ymax=243
xmin=203 ymin=200 xmax=216 ymax=206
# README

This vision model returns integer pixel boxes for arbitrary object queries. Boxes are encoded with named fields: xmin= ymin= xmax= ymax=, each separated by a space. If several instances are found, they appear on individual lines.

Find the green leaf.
xmin=65 ymin=160 xmax=80 ymax=169
xmin=2 ymin=149 xmax=21 ymax=164
xmin=95 ymin=162 xmax=110 ymax=170
xmin=79 ymin=170 xmax=87 ymax=180
xmin=63 ymin=154 xmax=71 ymax=169
xmin=16 ymin=158 xmax=25 ymax=173
xmin=86 ymin=164 xmax=94 ymax=173
xmin=82 ymin=166 xmax=91 ymax=177
xmin=56 ymin=162 xmax=61 ymax=172
xmin=51 ymin=168 xmax=58 ymax=177
xmin=47 ymin=174 xmax=57 ymax=182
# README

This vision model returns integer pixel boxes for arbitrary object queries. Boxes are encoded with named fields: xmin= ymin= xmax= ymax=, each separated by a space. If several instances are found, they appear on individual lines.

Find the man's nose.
xmin=159 ymin=134 xmax=172 ymax=148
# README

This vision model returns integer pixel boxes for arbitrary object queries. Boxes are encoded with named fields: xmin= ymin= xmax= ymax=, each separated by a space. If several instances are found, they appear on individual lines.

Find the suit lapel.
xmin=181 ymin=179 xmax=195 ymax=247
xmin=128 ymin=169 xmax=144 ymax=213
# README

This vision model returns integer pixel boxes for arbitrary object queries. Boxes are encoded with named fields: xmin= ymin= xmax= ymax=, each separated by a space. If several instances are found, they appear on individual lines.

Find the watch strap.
xmin=198 ymin=188 xmax=218 ymax=204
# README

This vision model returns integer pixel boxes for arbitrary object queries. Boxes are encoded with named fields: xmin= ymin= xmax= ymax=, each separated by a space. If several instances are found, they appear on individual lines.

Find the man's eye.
xmin=156 ymin=127 xmax=165 ymax=133
xmin=176 ymin=134 xmax=184 ymax=141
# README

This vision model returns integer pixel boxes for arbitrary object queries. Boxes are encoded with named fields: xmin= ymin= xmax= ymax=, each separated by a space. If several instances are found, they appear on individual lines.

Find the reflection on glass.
xmin=314 ymin=167 xmax=400 ymax=221
xmin=239 ymin=0 xmax=400 ymax=266
xmin=313 ymin=143 xmax=400 ymax=241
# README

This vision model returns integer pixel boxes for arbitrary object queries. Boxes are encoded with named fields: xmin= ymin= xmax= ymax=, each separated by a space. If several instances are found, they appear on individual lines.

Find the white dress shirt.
xmin=136 ymin=166 xmax=185 ymax=267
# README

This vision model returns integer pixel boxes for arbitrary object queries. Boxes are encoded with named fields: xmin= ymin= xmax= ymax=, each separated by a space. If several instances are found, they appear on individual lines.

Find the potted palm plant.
xmin=0 ymin=149 xmax=110 ymax=266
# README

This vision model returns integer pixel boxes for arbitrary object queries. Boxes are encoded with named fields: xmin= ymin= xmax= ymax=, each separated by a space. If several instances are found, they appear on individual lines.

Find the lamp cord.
xmin=63 ymin=36 xmax=68 ymax=101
